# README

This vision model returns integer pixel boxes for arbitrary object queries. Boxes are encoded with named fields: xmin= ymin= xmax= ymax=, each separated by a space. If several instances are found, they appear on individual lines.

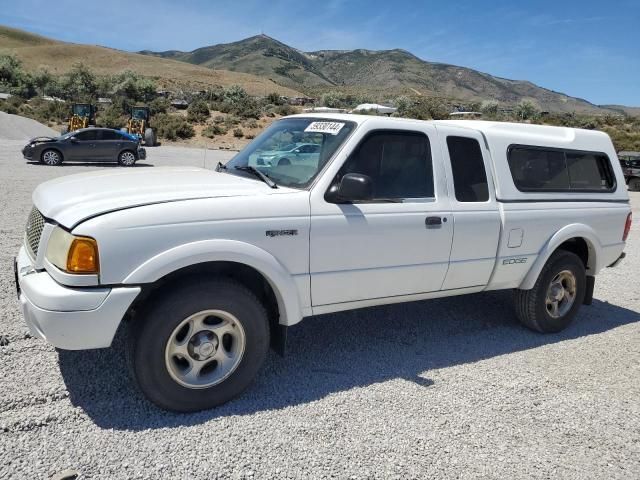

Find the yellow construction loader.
xmin=61 ymin=103 xmax=96 ymax=134
xmin=122 ymin=106 xmax=156 ymax=146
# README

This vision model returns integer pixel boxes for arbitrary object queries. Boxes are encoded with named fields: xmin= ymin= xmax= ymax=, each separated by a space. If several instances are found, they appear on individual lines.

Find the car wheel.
xmin=629 ymin=178 xmax=640 ymax=191
xmin=118 ymin=150 xmax=136 ymax=166
xmin=41 ymin=149 xmax=62 ymax=166
xmin=278 ymin=157 xmax=291 ymax=166
xmin=514 ymin=250 xmax=586 ymax=333
xmin=127 ymin=279 xmax=270 ymax=412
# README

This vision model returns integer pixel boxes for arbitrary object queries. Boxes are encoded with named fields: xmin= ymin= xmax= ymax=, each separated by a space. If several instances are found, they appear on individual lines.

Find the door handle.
xmin=425 ymin=216 xmax=444 ymax=228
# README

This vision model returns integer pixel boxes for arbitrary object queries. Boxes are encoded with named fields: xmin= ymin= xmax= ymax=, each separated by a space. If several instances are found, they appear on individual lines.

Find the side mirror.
xmin=326 ymin=173 xmax=373 ymax=203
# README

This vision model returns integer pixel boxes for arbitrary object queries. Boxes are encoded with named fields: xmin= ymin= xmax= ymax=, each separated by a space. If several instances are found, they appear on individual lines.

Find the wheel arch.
xmin=123 ymin=239 xmax=306 ymax=327
xmin=519 ymin=224 xmax=602 ymax=290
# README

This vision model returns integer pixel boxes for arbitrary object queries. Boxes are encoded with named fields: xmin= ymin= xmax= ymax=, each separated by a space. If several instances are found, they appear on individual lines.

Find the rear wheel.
xmin=629 ymin=178 xmax=640 ymax=191
xmin=144 ymin=128 xmax=156 ymax=147
xmin=514 ymin=250 xmax=586 ymax=333
xmin=278 ymin=157 xmax=291 ymax=166
xmin=41 ymin=149 xmax=62 ymax=166
xmin=127 ymin=279 xmax=270 ymax=412
xmin=118 ymin=150 xmax=136 ymax=166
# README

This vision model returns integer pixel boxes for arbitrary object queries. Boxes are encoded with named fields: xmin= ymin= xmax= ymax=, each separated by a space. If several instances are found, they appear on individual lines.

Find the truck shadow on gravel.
xmin=57 ymin=291 xmax=639 ymax=431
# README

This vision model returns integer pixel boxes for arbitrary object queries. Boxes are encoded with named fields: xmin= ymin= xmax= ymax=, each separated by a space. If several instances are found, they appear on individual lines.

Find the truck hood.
xmin=33 ymin=166 xmax=289 ymax=228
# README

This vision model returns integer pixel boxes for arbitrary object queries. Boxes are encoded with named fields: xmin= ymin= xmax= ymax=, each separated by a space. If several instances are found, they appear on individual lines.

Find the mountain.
xmin=142 ymin=34 xmax=611 ymax=113
xmin=0 ymin=26 xmax=303 ymax=97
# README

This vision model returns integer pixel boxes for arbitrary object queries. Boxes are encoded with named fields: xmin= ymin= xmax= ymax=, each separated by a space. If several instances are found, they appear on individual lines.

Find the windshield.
xmin=224 ymin=118 xmax=356 ymax=189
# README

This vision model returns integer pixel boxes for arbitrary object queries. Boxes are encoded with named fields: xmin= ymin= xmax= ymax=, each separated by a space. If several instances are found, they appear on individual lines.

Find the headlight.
xmin=46 ymin=226 xmax=100 ymax=274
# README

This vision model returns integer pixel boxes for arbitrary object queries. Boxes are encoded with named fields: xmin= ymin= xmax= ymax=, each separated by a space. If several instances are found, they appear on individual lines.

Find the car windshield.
xmin=224 ymin=118 xmax=356 ymax=189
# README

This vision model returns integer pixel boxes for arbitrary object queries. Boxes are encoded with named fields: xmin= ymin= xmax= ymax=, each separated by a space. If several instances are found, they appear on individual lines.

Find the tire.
xmin=118 ymin=150 xmax=136 ymax=166
xmin=514 ymin=250 xmax=586 ymax=333
xmin=40 ymin=149 xmax=62 ymax=166
xmin=127 ymin=279 xmax=270 ymax=412
xmin=278 ymin=157 xmax=291 ymax=166
xmin=629 ymin=178 xmax=640 ymax=191
xmin=144 ymin=128 xmax=156 ymax=147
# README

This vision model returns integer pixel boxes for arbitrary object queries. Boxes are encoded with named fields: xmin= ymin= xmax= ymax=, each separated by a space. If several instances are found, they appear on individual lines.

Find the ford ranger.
xmin=15 ymin=115 xmax=631 ymax=411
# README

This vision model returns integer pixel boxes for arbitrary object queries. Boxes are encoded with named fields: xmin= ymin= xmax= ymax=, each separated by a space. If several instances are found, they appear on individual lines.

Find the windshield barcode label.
xmin=304 ymin=121 xmax=345 ymax=135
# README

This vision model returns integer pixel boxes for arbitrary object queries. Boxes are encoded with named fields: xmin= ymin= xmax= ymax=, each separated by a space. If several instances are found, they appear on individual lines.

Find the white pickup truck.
xmin=15 ymin=114 xmax=631 ymax=411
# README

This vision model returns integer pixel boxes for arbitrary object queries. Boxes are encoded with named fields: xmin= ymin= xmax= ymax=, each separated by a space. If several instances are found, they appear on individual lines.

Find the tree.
xmin=62 ymin=63 xmax=97 ymax=101
xmin=32 ymin=69 xmax=54 ymax=96
xmin=515 ymin=100 xmax=539 ymax=121
xmin=393 ymin=96 xmax=413 ymax=115
xmin=481 ymin=100 xmax=499 ymax=117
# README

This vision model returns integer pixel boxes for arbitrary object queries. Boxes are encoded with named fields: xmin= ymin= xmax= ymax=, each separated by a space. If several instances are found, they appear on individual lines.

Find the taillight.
xmin=623 ymin=212 xmax=632 ymax=241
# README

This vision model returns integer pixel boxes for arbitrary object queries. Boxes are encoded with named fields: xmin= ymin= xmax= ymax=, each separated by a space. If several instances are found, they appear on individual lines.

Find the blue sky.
xmin=1 ymin=0 xmax=638 ymax=106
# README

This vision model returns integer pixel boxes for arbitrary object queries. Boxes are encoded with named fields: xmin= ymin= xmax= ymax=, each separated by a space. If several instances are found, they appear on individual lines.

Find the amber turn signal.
xmin=67 ymin=237 xmax=99 ymax=273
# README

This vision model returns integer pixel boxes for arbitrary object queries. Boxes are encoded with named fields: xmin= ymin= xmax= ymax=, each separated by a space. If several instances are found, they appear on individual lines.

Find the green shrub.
xmin=275 ymin=104 xmax=295 ymax=116
xmin=154 ymin=113 xmax=195 ymax=140
xmin=187 ymin=99 xmax=210 ymax=123
xmin=149 ymin=97 xmax=170 ymax=115
xmin=233 ymin=127 xmax=244 ymax=138
xmin=202 ymin=123 xmax=227 ymax=138
xmin=244 ymin=119 xmax=259 ymax=129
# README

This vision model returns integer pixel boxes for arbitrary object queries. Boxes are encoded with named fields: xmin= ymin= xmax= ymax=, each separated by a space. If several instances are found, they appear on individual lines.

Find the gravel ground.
xmin=0 ymin=140 xmax=639 ymax=479
xmin=0 ymin=112 xmax=58 ymax=140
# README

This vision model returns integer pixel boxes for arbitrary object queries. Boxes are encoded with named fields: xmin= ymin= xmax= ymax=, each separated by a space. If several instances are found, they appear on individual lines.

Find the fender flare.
xmin=123 ymin=239 xmax=305 ymax=326
xmin=518 ymin=224 xmax=602 ymax=290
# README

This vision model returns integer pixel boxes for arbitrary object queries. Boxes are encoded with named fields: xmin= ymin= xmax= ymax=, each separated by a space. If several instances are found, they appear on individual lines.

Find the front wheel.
xmin=127 ymin=279 xmax=270 ymax=412
xmin=118 ymin=150 xmax=136 ymax=166
xmin=514 ymin=250 xmax=586 ymax=333
xmin=41 ymin=149 xmax=62 ymax=166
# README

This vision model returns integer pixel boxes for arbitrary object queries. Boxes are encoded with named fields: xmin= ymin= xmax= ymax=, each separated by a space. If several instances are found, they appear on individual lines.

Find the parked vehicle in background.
xmin=21 ymin=128 xmax=146 ymax=166
xmin=618 ymin=151 xmax=640 ymax=191
xmin=15 ymin=115 xmax=630 ymax=412
xmin=252 ymin=142 xmax=321 ymax=166
xmin=60 ymin=103 xmax=97 ymax=135
xmin=122 ymin=106 xmax=157 ymax=146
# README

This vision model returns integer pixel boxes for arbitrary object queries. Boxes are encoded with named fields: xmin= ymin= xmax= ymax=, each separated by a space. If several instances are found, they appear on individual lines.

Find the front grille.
xmin=25 ymin=207 xmax=45 ymax=257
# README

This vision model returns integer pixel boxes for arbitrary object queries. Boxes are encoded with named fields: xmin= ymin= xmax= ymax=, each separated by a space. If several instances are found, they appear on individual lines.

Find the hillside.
xmin=0 ymin=26 xmax=303 ymax=97
xmin=143 ymin=34 xmax=610 ymax=114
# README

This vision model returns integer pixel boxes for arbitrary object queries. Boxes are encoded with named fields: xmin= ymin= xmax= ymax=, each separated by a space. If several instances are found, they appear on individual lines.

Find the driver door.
xmin=68 ymin=129 xmax=98 ymax=161
xmin=309 ymin=126 xmax=453 ymax=307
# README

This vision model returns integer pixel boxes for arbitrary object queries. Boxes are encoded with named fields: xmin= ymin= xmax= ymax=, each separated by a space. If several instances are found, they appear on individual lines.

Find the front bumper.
xmin=22 ymin=146 xmax=34 ymax=160
xmin=137 ymin=147 xmax=147 ymax=160
xmin=15 ymin=246 xmax=140 ymax=350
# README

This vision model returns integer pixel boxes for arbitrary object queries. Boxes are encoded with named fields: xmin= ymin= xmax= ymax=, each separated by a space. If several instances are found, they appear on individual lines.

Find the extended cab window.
xmin=336 ymin=131 xmax=433 ymax=200
xmin=508 ymin=146 xmax=615 ymax=192
xmin=447 ymin=136 xmax=489 ymax=202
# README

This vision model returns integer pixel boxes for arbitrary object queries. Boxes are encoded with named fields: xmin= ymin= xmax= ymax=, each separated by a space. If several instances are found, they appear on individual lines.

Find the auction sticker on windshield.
xmin=304 ymin=121 xmax=345 ymax=135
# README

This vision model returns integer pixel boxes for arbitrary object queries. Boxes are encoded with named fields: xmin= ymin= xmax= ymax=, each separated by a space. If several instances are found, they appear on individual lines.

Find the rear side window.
xmin=508 ymin=146 xmax=615 ymax=192
xmin=447 ymin=136 xmax=489 ymax=202
xmin=99 ymin=129 xmax=119 ymax=140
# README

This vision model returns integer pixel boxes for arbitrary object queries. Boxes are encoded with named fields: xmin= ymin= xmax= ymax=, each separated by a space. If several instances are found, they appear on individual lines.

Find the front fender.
xmin=518 ymin=224 xmax=602 ymax=290
xmin=123 ymin=239 xmax=305 ymax=326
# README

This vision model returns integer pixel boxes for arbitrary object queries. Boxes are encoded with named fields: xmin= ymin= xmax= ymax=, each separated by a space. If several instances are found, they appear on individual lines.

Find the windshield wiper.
xmin=234 ymin=166 xmax=278 ymax=189
xmin=216 ymin=161 xmax=227 ymax=171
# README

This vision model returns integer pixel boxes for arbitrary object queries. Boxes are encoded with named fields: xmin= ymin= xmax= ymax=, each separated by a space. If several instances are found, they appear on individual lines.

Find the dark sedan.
xmin=22 ymin=128 xmax=147 ymax=166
